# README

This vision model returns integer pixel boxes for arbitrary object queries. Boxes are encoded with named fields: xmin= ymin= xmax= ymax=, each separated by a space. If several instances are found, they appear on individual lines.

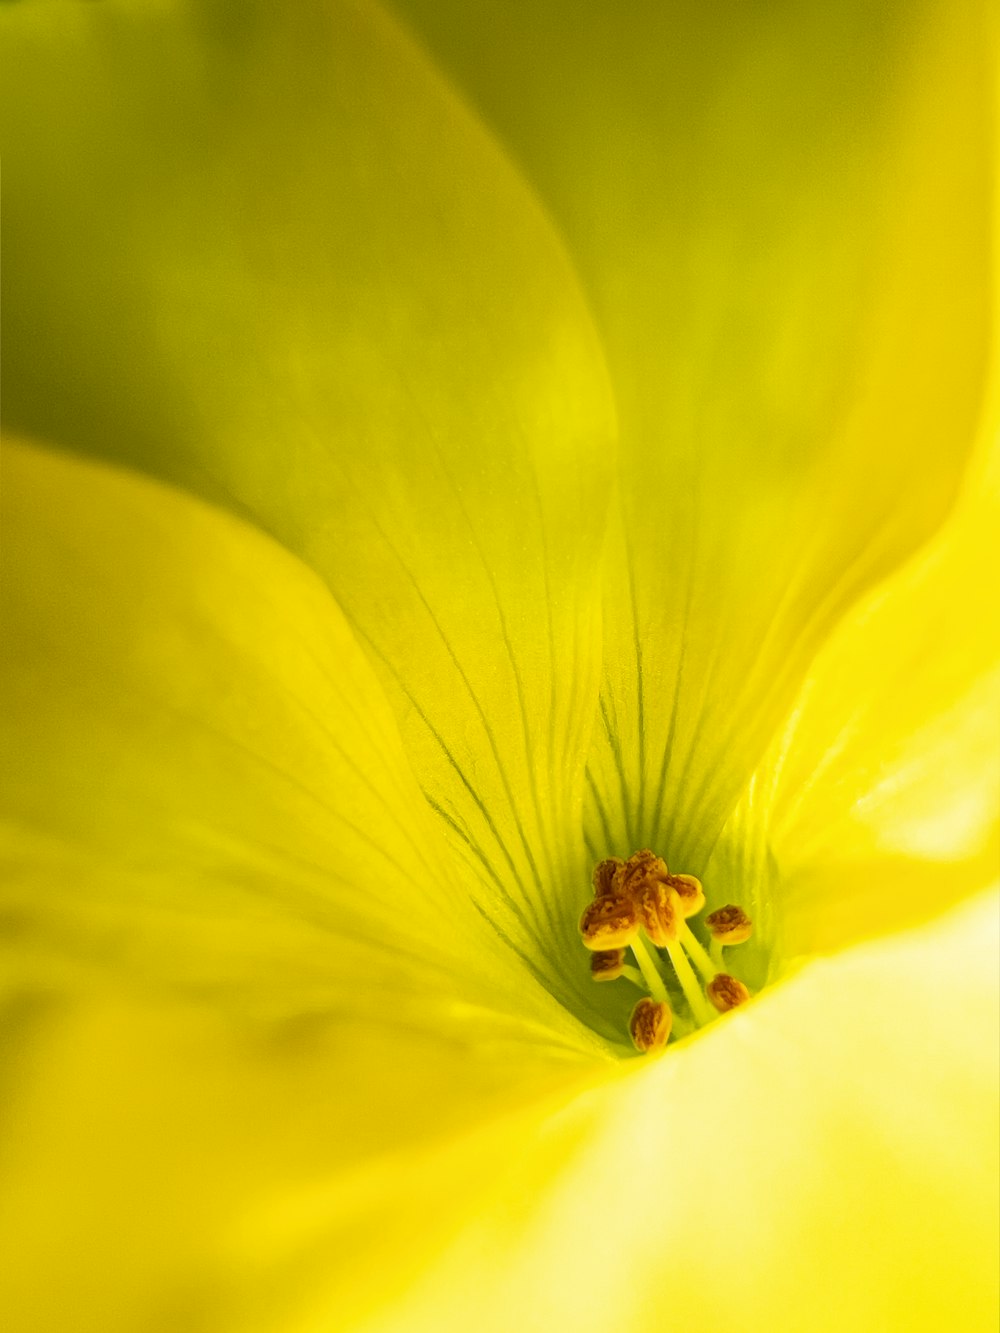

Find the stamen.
xmin=664 ymin=935 xmax=715 ymax=1027
xmin=705 ymin=905 xmax=753 ymax=946
xmin=676 ymin=918 xmax=717 ymax=985
xmin=666 ymin=873 xmax=705 ymax=918
xmin=579 ymin=851 xmax=755 ymax=1046
xmin=592 ymin=857 xmax=624 ymax=897
xmin=629 ymin=933 xmax=670 ymax=1004
xmin=613 ymin=848 xmax=668 ymax=898
xmin=637 ymin=880 xmax=680 ymax=947
xmin=579 ymin=894 xmax=639 ymax=951
xmin=618 ymin=964 xmax=647 ymax=989
xmin=707 ymin=973 xmax=751 ymax=1013
xmin=590 ymin=948 xmax=626 ymax=982
xmin=629 ymin=997 xmax=672 ymax=1053
xmin=705 ymin=904 xmax=753 ymax=970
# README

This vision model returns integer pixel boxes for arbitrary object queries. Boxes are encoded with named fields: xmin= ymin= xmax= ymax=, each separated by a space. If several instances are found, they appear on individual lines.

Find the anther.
xmin=613 ymin=849 xmax=668 ymax=898
xmin=580 ymin=894 xmax=640 ymax=950
xmin=590 ymin=948 xmax=626 ymax=982
xmin=707 ymin=973 xmax=751 ymax=1013
xmin=705 ymin=905 xmax=753 ymax=946
xmin=665 ymin=872 xmax=705 ymax=918
xmin=637 ymin=880 xmax=680 ymax=946
xmin=629 ymin=997 xmax=672 ymax=1053
xmin=592 ymin=857 xmax=625 ymax=898
xmin=581 ymin=851 xmax=756 ymax=1043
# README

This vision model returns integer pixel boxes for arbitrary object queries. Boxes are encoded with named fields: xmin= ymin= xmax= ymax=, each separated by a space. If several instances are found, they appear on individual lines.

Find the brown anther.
xmin=637 ymin=880 xmax=680 ymax=946
xmin=613 ymin=848 xmax=669 ymax=898
xmin=590 ymin=948 xmax=626 ymax=982
xmin=579 ymin=894 xmax=639 ymax=950
xmin=592 ymin=857 xmax=625 ymax=898
xmin=664 ymin=872 xmax=705 ymax=919
xmin=707 ymin=973 xmax=751 ymax=1013
xmin=629 ymin=997 xmax=672 ymax=1053
xmin=704 ymin=905 xmax=753 ymax=946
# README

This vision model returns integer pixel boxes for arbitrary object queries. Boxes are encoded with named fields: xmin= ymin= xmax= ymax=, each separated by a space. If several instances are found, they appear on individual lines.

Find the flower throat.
xmin=580 ymin=849 xmax=753 ymax=1053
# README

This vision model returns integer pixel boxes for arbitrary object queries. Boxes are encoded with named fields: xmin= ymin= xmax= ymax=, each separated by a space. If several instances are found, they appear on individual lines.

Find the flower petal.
xmin=712 ymin=399 xmax=1000 ymax=958
xmin=1 ymin=438 xmax=600 ymax=1053
xmin=353 ymin=890 xmax=1000 ymax=1333
xmin=0 ymin=0 xmax=616 ymax=994
xmin=397 ymin=0 xmax=993 ymax=868
xmin=1 ymin=439 xmax=613 ymax=1332
xmin=11 ymin=877 xmax=986 ymax=1333
xmin=0 ymin=986 xmax=602 ymax=1333
xmin=4 ymin=465 xmax=994 ymax=1329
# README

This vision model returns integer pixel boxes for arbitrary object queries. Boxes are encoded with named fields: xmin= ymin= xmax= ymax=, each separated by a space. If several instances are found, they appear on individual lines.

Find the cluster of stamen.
xmin=580 ymin=850 xmax=753 ymax=1053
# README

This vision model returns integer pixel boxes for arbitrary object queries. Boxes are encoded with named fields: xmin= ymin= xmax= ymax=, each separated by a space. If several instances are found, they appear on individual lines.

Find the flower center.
xmin=580 ymin=849 xmax=753 ymax=1053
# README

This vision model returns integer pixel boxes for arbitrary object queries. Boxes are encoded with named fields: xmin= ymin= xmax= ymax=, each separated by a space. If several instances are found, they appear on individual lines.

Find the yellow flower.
xmin=1 ymin=1 xmax=997 ymax=1331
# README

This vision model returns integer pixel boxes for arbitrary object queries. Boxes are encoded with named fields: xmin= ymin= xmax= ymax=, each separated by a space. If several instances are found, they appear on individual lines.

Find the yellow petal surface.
xmin=397 ymin=0 xmax=993 ymax=869
xmin=738 ymin=430 xmax=999 ymax=958
xmin=1 ymin=437 xmax=605 ymax=1061
xmin=5 ymin=870 xmax=992 ymax=1333
xmin=0 ymin=986 xmax=604 ymax=1333
xmin=354 ymin=890 xmax=999 ymax=1333
xmin=0 ymin=0 xmax=616 ymax=1005
xmin=706 ymin=191 xmax=1000 ymax=960
xmin=1 ymin=439 xmax=614 ymax=1333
